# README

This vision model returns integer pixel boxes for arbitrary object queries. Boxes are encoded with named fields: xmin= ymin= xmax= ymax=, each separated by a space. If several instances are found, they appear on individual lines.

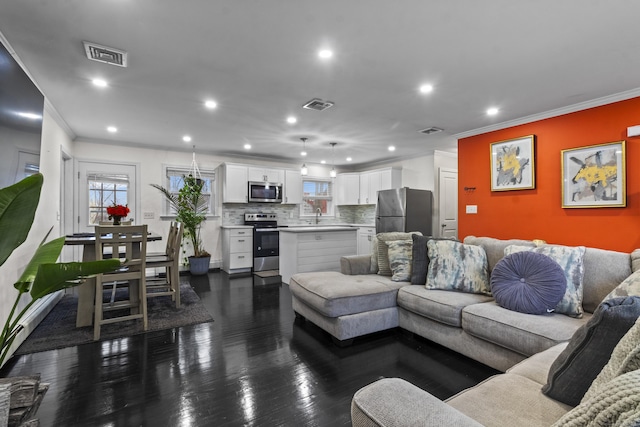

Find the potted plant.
xmin=0 ymin=174 xmax=121 ymax=365
xmin=151 ymin=174 xmax=211 ymax=275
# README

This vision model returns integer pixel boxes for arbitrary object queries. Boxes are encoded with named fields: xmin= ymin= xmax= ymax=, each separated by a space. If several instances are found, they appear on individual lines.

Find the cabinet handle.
xmin=238 ymin=232 xmax=245 ymax=235
xmin=238 ymin=255 xmax=244 ymax=259
xmin=238 ymin=239 xmax=245 ymax=242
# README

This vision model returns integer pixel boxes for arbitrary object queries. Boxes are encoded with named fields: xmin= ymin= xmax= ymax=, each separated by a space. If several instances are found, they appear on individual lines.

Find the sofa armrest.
xmin=340 ymin=255 xmax=372 ymax=275
xmin=352 ymin=378 xmax=483 ymax=427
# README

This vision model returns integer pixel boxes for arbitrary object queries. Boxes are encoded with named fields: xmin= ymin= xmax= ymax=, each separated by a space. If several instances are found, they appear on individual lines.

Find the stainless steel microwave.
xmin=248 ymin=181 xmax=283 ymax=203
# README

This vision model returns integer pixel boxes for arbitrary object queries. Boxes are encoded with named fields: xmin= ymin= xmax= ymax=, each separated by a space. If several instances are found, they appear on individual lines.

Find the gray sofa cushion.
xmin=397 ymin=286 xmax=492 ymax=327
xmin=542 ymin=296 xmax=640 ymax=406
xmin=581 ymin=247 xmax=632 ymax=313
xmin=508 ymin=343 xmax=569 ymax=385
xmin=462 ymin=301 xmax=590 ymax=356
xmin=447 ymin=374 xmax=572 ymax=427
xmin=289 ymin=272 xmax=401 ymax=318
xmin=463 ymin=236 xmax=536 ymax=272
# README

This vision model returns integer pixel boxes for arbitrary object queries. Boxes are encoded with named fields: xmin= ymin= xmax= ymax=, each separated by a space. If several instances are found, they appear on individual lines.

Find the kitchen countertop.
xmin=279 ymin=226 xmax=358 ymax=233
xmin=220 ymin=225 xmax=253 ymax=229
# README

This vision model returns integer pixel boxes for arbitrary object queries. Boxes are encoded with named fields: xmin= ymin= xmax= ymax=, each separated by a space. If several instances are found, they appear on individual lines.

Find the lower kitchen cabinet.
xmin=279 ymin=227 xmax=357 ymax=284
xmin=357 ymin=226 xmax=376 ymax=255
xmin=221 ymin=227 xmax=253 ymax=274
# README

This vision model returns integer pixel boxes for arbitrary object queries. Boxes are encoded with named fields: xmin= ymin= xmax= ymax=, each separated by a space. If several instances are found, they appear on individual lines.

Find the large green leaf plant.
xmin=0 ymin=174 xmax=120 ymax=366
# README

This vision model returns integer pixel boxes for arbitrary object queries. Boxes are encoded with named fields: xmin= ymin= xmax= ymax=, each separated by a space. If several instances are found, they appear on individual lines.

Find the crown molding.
xmin=453 ymin=87 xmax=640 ymax=140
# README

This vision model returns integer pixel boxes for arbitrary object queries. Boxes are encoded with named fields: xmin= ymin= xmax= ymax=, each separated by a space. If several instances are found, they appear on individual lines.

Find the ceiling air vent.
xmin=83 ymin=41 xmax=128 ymax=67
xmin=419 ymin=126 xmax=444 ymax=135
xmin=302 ymin=98 xmax=334 ymax=111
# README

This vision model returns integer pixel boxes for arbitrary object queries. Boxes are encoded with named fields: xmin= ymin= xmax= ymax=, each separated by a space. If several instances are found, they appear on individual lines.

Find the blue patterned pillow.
xmin=491 ymin=251 xmax=567 ymax=314
xmin=504 ymin=244 xmax=586 ymax=318
xmin=385 ymin=240 xmax=413 ymax=282
xmin=426 ymin=240 xmax=490 ymax=295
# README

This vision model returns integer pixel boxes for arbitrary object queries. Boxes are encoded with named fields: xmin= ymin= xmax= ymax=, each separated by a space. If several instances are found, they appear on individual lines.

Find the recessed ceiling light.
xmin=388 ymin=146 xmax=396 ymax=152
xmin=320 ymin=160 xmax=326 ymax=164
xmin=286 ymin=116 xmax=297 ymax=124
xmin=318 ymin=49 xmax=333 ymax=59
xmin=419 ymin=84 xmax=433 ymax=94
xmin=346 ymin=157 xmax=352 ymax=162
xmin=107 ymin=126 xmax=117 ymax=133
xmin=244 ymin=144 xmax=251 ymax=150
xmin=183 ymin=135 xmax=192 ymax=142
xmin=487 ymin=107 xmax=499 ymax=116
xmin=92 ymin=78 xmax=108 ymax=88
xmin=204 ymin=100 xmax=217 ymax=109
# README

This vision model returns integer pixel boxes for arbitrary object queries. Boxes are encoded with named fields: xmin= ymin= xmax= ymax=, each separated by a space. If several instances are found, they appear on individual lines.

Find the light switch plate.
xmin=143 ymin=211 xmax=154 ymax=219
xmin=466 ymin=205 xmax=478 ymax=214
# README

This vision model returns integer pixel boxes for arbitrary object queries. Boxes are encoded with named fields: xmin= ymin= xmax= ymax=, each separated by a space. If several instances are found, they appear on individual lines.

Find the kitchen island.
xmin=279 ymin=226 xmax=358 ymax=284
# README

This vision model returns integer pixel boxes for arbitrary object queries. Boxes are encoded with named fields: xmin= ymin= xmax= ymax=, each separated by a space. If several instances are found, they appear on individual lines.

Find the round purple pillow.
xmin=491 ymin=251 xmax=567 ymax=315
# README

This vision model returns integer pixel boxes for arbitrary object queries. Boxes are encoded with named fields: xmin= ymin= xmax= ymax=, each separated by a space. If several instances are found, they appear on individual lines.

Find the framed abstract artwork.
xmin=561 ymin=141 xmax=626 ymax=208
xmin=490 ymin=135 xmax=535 ymax=191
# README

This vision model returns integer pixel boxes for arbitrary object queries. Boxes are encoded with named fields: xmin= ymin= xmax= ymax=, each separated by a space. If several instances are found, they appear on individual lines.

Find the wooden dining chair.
xmin=94 ymin=224 xmax=148 ymax=340
xmin=146 ymin=222 xmax=183 ymax=307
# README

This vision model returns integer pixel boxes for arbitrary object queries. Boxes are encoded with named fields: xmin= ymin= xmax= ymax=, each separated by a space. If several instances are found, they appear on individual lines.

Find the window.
xmin=88 ymin=173 xmax=129 ymax=224
xmin=163 ymin=166 xmax=216 ymax=216
xmin=300 ymin=177 xmax=333 ymax=216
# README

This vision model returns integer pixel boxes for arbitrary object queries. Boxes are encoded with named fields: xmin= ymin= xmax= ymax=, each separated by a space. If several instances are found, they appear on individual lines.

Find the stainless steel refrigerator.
xmin=375 ymin=188 xmax=433 ymax=236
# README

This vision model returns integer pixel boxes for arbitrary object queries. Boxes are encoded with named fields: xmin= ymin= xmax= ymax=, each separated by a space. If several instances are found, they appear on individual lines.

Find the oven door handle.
xmin=254 ymin=228 xmax=279 ymax=232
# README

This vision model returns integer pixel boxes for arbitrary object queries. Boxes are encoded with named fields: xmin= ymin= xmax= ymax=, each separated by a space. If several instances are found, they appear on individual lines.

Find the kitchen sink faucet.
xmin=315 ymin=208 xmax=322 ymax=224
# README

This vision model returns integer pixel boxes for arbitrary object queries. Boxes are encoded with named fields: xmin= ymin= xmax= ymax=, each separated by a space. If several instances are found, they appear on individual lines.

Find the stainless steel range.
xmin=244 ymin=213 xmax=279 ymax=272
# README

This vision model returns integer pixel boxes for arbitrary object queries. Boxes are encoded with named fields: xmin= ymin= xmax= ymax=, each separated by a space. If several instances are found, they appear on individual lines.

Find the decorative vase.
xmin=112 ymin=216 xmax=122 ymax=225
xmin=188 ymin=256 xmax=211 ymax=275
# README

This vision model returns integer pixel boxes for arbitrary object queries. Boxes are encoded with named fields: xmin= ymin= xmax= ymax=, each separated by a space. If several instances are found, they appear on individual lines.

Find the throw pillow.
xmin=632 ymin=248 xmax=640 ymax=273
xmin=582 ymin=315 xmax=640 ymax=402
xmin=542 ymin=296 xmax=640 ymax=407
xmin=551 ymin=370 xmax=640 ymax=427
xmin=604 ymin=269 xmax=640 ymax=301
xmin=504 ymin=244 xmax=586 ymax=318
xmin=426 ymin=240 xmax=490 ymax=295
xmin=370 ymin=237 xmax=379 ymax=274
xmin=490 ymin=251 xmax=567 ymax=314
xmin=410 ymin=235 xmax=458 ymax=285
xmin=385 ymin=240 xmax=413 ymax=282
xmin=376 ymin=232 xmax=422 ymax=276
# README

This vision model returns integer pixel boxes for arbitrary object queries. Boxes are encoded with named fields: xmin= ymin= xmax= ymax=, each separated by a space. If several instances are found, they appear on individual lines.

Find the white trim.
xmin=453 ymin=87 xmax=640 ymax=140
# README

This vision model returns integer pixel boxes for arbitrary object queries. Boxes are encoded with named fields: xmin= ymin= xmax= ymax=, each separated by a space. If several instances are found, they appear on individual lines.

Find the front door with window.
xmin=77 ymin=161 xmax=137 ymax=232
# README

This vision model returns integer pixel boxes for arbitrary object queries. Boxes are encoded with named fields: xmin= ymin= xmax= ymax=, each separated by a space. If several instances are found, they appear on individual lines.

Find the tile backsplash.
xmin=221 ymin=203 xmax=375 ymax=226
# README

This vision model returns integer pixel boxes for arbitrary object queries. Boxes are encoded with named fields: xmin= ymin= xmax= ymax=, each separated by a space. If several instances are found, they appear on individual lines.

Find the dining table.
xmin=64 ymin=231 xmax=162 ymax=327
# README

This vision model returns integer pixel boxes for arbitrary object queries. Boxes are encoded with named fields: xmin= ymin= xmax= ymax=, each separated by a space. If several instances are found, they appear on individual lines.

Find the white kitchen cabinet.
xmin=220 ymin=163 xmax=249 ymax=203
xmin=221 ymin=227 xmax=253 ymax=274
xmin=248 ymin=167 xmax=283 ymax=183
xmin=336 ymin=173 xmax=360 ymax=205
xmin=279 ymin=228 xmax=358 ymax=284
xmin=283 ymin=169 xmax=302 ymax=204
xmin=357 ymin=226 xmax=376 ymax=255
xmin=360 ymin=167 xmax=402 ymax=205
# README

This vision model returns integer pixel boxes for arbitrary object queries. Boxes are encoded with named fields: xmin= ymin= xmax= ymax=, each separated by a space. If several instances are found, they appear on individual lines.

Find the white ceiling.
xmin=1 ymin=1 xmax=640 ymax=168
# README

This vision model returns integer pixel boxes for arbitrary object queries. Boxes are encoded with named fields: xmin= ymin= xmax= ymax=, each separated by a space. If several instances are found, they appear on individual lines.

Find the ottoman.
xmin=289 ymin=271 xmax=403 ymax=345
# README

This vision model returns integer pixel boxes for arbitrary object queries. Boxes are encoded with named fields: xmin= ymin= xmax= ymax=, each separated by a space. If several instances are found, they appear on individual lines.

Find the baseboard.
xmin=3 ymin=291 xmax=63 ymax=367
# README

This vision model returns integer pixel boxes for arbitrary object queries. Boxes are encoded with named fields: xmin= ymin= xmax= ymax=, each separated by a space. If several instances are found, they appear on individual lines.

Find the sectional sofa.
xmin=289 ymin=235 xmax=640 ymax=425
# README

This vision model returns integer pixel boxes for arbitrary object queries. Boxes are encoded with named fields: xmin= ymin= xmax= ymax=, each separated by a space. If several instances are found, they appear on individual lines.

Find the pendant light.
xmin=329 ymin=142 xmax=337 ymax=178
xmin=188 ymin=145 xmax=203 ymax=185
xmin=300 ymin=137 xmax=308 ymax=176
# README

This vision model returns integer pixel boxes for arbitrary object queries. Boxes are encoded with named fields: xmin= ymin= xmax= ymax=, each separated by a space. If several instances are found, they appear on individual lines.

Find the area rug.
xmin=15 ymin=283 xmax=214 ymax=355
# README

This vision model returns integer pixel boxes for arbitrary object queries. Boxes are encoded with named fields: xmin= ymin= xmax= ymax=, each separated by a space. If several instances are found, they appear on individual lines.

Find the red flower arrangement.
xmin=106 ymin=204 xmax=130 ymax=219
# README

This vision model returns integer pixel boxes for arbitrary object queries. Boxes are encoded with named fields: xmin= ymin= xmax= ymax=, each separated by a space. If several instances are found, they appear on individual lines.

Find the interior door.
xmin=438 ymin=168 xmax=458 ymax=238
xmin=77 ymin=161 xmax=137 ymax=232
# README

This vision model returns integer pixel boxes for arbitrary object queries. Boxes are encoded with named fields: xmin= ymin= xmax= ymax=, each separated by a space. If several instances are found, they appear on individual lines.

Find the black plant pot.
xmin=188 ymin=256 xmax=211 ymax=275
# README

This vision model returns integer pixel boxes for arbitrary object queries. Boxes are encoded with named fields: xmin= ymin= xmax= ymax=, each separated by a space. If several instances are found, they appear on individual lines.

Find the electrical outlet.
xmin=466 ymin=205 xmax=478 ymax=214
xmin=143 ymin=211 xmax=154 ymax=219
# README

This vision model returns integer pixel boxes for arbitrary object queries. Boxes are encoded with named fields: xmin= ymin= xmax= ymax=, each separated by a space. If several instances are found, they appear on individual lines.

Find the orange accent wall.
xmin=458 ymin=96 xmax=640 ymax=252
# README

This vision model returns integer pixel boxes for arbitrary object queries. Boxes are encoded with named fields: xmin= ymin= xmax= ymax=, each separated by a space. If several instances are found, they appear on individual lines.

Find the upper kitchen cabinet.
xmin=337 ymin=168 xmax=401 ymax=205
xmin=359 ymin=168 xmax=401 ymax=204
xmin=248 ymin=167 xmax=284 ymax=183
xmin=283 ymin=169 xmax=302 ymax=204
xmin=220 ymin=163 xmax=249 ymax=203
xmin=335 ymin=173 xmax=360 ymax=205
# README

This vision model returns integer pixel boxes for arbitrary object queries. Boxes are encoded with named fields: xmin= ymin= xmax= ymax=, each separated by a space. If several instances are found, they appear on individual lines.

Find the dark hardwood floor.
xmin=0 ymin=271 xmax=499 ymax=426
